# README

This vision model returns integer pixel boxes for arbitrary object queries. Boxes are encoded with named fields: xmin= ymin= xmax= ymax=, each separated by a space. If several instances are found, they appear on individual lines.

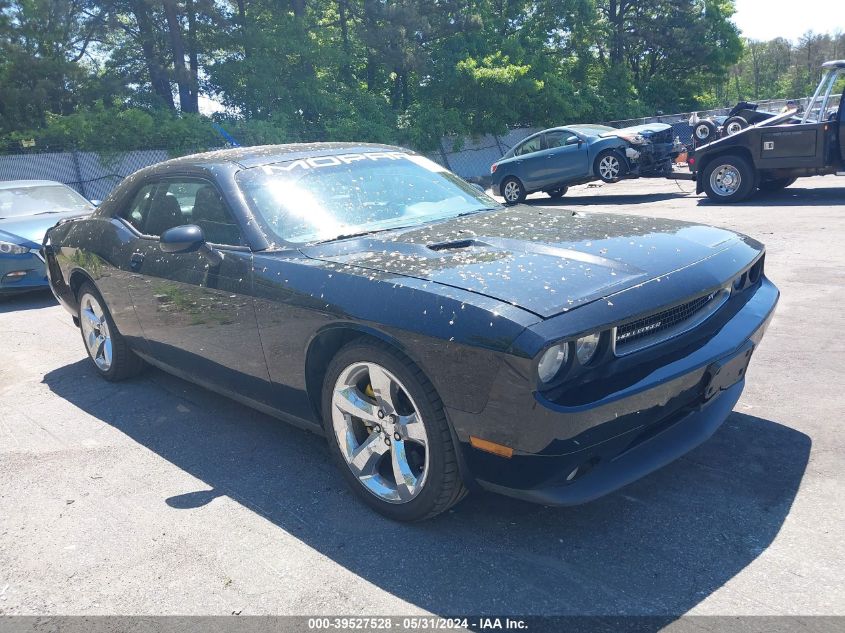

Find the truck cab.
xmin=690 ymin=60 xmax=845 ymax=203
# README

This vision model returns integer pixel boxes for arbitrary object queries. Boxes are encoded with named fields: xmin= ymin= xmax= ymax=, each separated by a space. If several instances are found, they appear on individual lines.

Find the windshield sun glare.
xmin=236 ymin=151 xmax=499 ymax=244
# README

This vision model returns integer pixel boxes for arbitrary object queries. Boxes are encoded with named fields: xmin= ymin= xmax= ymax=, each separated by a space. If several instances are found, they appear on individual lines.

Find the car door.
xmin=116 ymin=176 xmax=272 ymax=401
xmin=510 ymin=134 xmax=546 ymax=190
xmin=537 ymin=130 xmax=590 ymax=186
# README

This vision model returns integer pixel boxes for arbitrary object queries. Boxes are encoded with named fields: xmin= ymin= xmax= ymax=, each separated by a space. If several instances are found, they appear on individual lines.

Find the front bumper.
xmin=0 ymin=251 xmax=48 ymax=293
xmin=448 ymin=277 xmax=779 ymax=505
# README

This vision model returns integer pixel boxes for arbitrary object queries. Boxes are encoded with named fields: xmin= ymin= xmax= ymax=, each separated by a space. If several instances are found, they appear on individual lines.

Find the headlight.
xmin=538 ymin=343 xmax=568 ymax=383
xmin=617 ymin=133 xmax=646 ymax=145
xmin=0 ymin=241 xmax=29 ymax=255
xmin=575 ymin=333 xmax=600 ymax=365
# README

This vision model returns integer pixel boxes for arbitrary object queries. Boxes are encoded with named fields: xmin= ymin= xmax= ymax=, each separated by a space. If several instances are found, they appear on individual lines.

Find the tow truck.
xmin=689 ymin=60 xmax=845 ymax=203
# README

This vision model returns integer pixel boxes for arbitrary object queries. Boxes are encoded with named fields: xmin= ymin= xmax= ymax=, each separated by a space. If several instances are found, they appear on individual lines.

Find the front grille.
xmin=646 ymin=128 xmax=673 ymax=145
xmin=614 ymin=288 xmax=729 ymax=354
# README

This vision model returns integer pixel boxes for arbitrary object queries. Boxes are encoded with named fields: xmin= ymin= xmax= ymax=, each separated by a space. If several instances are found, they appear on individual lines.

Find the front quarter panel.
xmin=49 ymin=217 xmax=146 ymax=341
xmin=251 ymin=252 xmax=540 ymax=419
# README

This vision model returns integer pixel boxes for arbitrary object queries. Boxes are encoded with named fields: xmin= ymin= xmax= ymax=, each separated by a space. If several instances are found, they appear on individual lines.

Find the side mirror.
xmin=89 ymin=199 xmax=102 ymax=207
xmin=567 ymin=136 xmax=582 ymax=146
xmin=160 ymin=224 xmax=224 ymax=265
xmin=160 ymin=224 xmax=205 ymax=253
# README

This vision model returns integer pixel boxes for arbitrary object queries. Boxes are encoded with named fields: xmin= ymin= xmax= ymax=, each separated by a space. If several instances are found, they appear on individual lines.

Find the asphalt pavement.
xmin=0 ymin=175 xmax=843 ymax=617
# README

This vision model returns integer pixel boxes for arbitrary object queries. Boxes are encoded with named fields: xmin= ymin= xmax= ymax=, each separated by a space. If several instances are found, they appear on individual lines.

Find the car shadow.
xmin=43 ymin=359 xmax=810 ymax=619
xmin=699 ymin=185 xmax=845 ymax=207
xmin=0 ymin=289 xmax=55 ymax=313
xmin=526 ymin=191 xmax=691 ymax=206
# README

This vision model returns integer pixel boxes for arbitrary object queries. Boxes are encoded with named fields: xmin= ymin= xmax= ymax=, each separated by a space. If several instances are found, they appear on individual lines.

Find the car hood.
xmin=300 ymin=206 xmax=743 ymax=318
xmin=603 ymin=122 xmax=672 ymax=136
xmin=0 ymin=210 xmax=91 ymax=247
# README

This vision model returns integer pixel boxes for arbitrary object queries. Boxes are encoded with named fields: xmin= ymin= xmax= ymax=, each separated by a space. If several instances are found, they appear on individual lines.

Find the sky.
xmin=732 ymin=0 xmax=844 ymax=42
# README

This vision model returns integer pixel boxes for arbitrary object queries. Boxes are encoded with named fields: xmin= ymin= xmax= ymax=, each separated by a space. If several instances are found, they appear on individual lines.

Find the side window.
xmin=516 ymin=136 xmax=542 ymax=156
xmin=121 ymin=184 xmax=157 ymax=232
xmin=162 ymin=180 xmax=244 ymax=247
xmin=544 ymin=131 xmax=567 ymax=148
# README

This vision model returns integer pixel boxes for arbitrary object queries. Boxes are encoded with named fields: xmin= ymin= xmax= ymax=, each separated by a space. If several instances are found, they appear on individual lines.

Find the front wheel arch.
xmin=69 ymin=268 xmax=97 ymax=310
xmin=304 ymin=325 xmax=476 ymax=494
xmin=593 ymin=149 xmax=628 ymax=183
xmin=500 ymin=176 xmax=526 ymax=204
xmin=305 ymin=325 xmax=421 ymax=422
xmin=696 ymin=147 xmax=756 ymax=188
xmin=701 ymin=152 xmax=757 ymax=202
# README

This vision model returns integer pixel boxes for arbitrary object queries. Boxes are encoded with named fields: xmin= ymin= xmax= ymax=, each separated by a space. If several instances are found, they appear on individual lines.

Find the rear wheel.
xmin=702 ymin=155 xmax=756 ymax=203
xmin=758 ymin=177 xmax=797 ymax=192
xmin=77 ymin=282 xmax=145 ymax=381
xmin=501 ymin=177 xmax=526 ymax=205
xmin=594 ymin=150 xmax=626 ymax=183
xmin=547 ymin=187 xmax=568 ymax=199
xmin=321 ymin=341 xmax=467 ymax=521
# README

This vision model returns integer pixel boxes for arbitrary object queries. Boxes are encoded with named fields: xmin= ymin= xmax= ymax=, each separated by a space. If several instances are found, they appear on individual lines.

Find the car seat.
xmin=192 ymin=185 xmax=241 ymax=245
xmin=145 ymin=193 xmax=184 ymax=236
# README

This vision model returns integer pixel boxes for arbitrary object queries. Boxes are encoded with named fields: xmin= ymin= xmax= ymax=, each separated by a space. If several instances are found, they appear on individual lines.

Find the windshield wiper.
xmin=33 ymin=211 xmax=62 ymax=215
xmin=314 ymin=225 xmax=414 ymax=244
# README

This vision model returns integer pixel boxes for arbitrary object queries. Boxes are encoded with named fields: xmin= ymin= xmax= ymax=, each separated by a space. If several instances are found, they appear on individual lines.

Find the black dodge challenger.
xmin=43 ymin=143 xmax=778 ymax=521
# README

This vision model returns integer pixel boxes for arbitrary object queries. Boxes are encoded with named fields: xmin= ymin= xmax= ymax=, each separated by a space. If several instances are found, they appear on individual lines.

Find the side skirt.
xmin=133 ymin=351 xmax=325 ymax=436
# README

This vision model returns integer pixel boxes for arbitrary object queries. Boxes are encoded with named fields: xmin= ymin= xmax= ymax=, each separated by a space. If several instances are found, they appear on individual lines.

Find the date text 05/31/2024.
xmin=307 ymin=617 xmax=528 ymax=630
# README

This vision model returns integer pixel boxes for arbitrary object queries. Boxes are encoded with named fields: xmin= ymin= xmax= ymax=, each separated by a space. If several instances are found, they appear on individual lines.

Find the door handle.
xmin=129 ymin=251 xmax=145 ymax=270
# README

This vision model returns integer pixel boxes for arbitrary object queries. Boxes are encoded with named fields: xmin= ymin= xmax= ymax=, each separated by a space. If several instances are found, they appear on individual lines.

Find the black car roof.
xmin=158 ymin=142 xmax=408 ymax=170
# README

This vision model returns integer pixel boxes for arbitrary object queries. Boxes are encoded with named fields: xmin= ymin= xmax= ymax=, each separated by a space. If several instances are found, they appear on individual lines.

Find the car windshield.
xmin=236 ymin=151 xmax=501 ymax=244
xmin=0 ymin=184 xmax=91 ymax=219
xmin=572 ymin=125 xmax=615 ymax=136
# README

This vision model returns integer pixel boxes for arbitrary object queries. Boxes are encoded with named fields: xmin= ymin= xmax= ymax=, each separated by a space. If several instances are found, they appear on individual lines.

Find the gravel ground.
xmin=0 ymin=175 xmax=843 ymax=617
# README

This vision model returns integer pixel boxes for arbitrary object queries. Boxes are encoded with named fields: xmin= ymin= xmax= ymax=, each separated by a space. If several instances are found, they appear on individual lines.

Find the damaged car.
xmin=43 ymin=143 xmax=777 ymax=521
xmin=490 ymin=124 xmax=682 ymax=204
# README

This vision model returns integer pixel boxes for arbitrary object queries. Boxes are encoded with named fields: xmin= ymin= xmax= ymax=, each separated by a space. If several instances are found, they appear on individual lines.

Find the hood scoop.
xmin=426 ymin=238 xmax=489 ymax=252
xmin=301 ymin=207 xmax=741 ymax=318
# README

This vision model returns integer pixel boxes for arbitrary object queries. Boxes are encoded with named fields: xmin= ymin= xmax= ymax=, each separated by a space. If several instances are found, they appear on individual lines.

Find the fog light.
xmin=4 ymin=270 xmax=27 ymax=279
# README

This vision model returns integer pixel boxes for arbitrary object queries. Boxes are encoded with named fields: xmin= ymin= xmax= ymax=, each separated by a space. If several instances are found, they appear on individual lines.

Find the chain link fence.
xmin=0 ymin=96 xmax=806 ymax=199
xmin=0 ymin=148 xmax=183 ymax=201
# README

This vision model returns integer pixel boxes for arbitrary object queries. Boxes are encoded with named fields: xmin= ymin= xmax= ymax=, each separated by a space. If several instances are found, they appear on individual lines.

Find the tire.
xmin=758 ymin=177 xmax=797 ymax=192
xmin=593 ymin=150 xmax=626 ymax=183
xmin=701 ymin=154 xmax=756 ymax=203
xmin=723 ymin=116 xmax=748 ymax=136
xmin=693 ymin=120 xmax=718 ymax=146
xmin=77 ymin=282 xmax=145 ymax=381
xmin=500 ymin=177 xmax=526 ymax=205
xmin=547 ymin=187 xmax=568 ymax=199
xmin=321 ymin=340 xmax=468 ymax=521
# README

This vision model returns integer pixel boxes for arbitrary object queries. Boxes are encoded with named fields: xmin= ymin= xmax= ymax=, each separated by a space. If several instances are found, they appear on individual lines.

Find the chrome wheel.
xmin=725 ymin=121 xmax=744 ymax=135
xmin=695 ymin=124 xmax=712 ymax=140
xmin=709 ymin=164 xmax=742 ymax=197
xmin=80 ymin=293 xmax=113 ymax=371
xmin=331 ymin=362 xmax=429 ymax=503
xmin=598 ymin=155 xmax=621 ymax=180
xmin=502 ymin=180 xmax=522 ymax=203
